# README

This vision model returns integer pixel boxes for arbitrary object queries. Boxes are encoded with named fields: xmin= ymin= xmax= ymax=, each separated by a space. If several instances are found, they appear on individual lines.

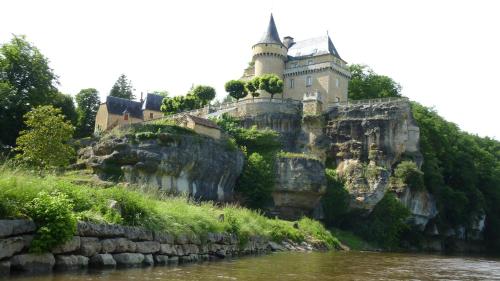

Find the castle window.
xmin=289 ymin=78 xmax=295 ymax=89
xmin=336 ymin=78 xmax=339 ymax=88
xmin=306 ymin=76 xmax=312 ymax=87
xmin=149 ymin=112 xmax=154 ymax=119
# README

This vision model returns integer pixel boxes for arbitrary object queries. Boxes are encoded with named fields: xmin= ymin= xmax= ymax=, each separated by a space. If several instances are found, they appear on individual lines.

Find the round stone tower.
xmin=252 ymin=14 xmax=287 ymax=78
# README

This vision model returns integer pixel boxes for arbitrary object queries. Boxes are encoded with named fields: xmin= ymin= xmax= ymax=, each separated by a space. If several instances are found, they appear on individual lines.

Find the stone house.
xmin=176 ymin=114 xmax=221 ymax=140
xmin=94 ymin=93 xmax=164 ymax=133
xmin=242 ymin=14 xmax=351 ymax=108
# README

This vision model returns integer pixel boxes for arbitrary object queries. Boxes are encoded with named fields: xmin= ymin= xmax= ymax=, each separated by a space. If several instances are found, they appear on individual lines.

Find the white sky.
xmin=1 ymin=0 xmax=499 ymax=139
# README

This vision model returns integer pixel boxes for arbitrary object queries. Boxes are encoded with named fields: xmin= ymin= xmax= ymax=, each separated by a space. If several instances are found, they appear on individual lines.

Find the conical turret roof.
xmin=257 ymin=14 xmax=283 ymax=45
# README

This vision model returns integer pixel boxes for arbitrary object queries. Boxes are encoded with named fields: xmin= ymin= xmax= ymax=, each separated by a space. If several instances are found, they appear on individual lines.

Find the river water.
xmin=6 ymin=251 xmax=500 ymax=281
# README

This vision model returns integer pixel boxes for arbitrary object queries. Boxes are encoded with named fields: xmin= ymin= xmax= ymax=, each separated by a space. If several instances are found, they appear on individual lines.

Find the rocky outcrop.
xmin=397 ymin=187 xmax=438 ymax=230
xmin=272 ymin=156 xmax=327 ymax=219
xmin=80 ymin=133 xmax=244 ymax=202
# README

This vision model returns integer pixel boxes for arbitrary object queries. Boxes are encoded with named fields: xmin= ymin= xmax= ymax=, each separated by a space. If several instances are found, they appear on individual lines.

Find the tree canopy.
xmin=245 ymin=77 xmax=260 ymax=99
xmin=75 ymin=88 xmax=100 ymax=137
xmin=0 ymin=35 xmax=58 ymax=146
xmin=191 ymin=85 xmax=216 ymax=107
xmin=258 ymin=74 xmax=283 ymax=99
xmin=348 ymin=64 xmax=401 ymax=100
xmin=15 ymin=105 xmax=75 ymax=168
xmin=160 ymin=85 xmax=216 ymax=115
xmin=110 ymin=74 xmax=135 ymax=100
xmin=52 ymin=92 xmax=77 ymax=126
xmin=224 ymin=80 xmax=247 ymax=101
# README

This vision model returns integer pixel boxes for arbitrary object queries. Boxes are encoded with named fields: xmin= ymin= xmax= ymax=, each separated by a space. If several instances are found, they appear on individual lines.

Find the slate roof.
xmin=256 ymin=14 xmax=283 ymax=45
xmin=185 ymin=114 xmax=219 ymax=129
xmin=105 ymin=96 xmax=143 ymax=118
xmin=142 ymin=93 xmax=164 ymax=111
xmin=287 ymin=35 xmax=342 ymax=59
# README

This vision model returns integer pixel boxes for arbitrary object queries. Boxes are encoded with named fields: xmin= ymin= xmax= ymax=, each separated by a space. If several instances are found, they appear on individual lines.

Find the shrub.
xmin=235 ymin=152 xmax=275 ymax=209
xmin=298 ymin=217 xmax=340 ymax=249
xmin=393 ymin=161 xmax=424 ymax=191
xmin=26 ymin=192 xmax=77 ymax=253
xmin=135 ymin=131 xmax=157 ymax=140
xmin=321 ymin=169 xmax=351 ymax=227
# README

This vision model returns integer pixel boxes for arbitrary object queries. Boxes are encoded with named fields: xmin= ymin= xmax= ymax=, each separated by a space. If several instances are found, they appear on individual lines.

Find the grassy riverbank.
xmin=0 ymin=168 xmax=339 ymax=252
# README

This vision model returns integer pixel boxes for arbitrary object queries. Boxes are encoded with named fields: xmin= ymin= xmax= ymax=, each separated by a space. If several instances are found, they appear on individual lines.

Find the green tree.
xmin=348 ymin=64 xmax=401 ymax=100
xmin=258 ymin=74 xmax=283 ymax=99
xmin=110 ymin=74 xmax=135 ymax=100
xmin=75 ymin=88 xmax=100 ymax=137
xmin=0 ymin=35 xmax=58 ymax=146
xmin=245 ymin=77 xmax=260 ymax=100
xmin=392 ymin=161 xmax=425 ymax=191
xmin=151 ymin=90 xmax=169 ymax=97
xmin=236 ymin=152 xmax=275 ymax=209
xmin=15 ymin=105 xmax=75 ymax=168
xmin=225 ymin=80 xmax=247 ymax=101
xmin=52 ymin=92 xmax=77 ymax=126
xmin=191 ymin=85 xmax=216 ymax=106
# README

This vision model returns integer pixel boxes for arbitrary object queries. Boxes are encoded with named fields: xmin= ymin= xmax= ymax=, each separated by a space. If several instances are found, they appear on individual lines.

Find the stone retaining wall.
xmin=0 ymin=220 xmax=278 ymax=275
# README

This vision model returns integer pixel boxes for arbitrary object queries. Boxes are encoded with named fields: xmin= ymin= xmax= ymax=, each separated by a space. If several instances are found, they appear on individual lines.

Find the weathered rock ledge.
xmin=0 ymin=219 xmax=327 ymax=276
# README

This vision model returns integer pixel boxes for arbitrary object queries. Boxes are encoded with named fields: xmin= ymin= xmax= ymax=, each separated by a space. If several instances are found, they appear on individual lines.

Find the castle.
xmin=241 ymin=14 xmax=351 ymax=107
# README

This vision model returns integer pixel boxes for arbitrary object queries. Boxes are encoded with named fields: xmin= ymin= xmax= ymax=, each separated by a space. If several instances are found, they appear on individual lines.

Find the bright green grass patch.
xmin=330 ymin=228 xmax=375 ymax=251
xmin=0 ymin=169 xmax=337 ymax=251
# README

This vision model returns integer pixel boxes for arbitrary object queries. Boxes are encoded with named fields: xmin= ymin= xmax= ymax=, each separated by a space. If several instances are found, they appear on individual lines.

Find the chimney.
xmin=140 ymin=92 xmax=144 ymax=103
xmin=283 ymin=36 xmax=294 ymax=48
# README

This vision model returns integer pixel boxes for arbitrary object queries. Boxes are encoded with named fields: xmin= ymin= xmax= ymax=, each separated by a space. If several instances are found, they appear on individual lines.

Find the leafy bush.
xmin=321 ymin=169 xmax=351 ymax=227
xmin=236 ymin=152 xmax=275 ymax=209
xmin=297 ymin=217 xmax=339 ymax=249
xmin=26 ymin=192 xmax=77 ymax=253
xmin=392 ymin=161 xmax=424 ymax=191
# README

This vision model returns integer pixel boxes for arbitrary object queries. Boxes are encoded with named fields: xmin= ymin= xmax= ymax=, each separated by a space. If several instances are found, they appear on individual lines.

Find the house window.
xmin=306 ymin=76 xmax=312 ymax=87
xmin=124 ymin=113 xmax=129 ymax=121
xmin=149 ymin=112 xmax=154 ymax=119
xmin=290 ymin=78 xmax=295 ymax=89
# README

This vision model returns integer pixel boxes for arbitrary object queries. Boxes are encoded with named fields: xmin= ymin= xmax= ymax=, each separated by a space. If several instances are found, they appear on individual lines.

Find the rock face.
xmin=272 ymin=156 xmax=327 ymax=219
xmin=81 ymin=133 xmax=244 ymax=202
xmin=397 ymin=187 xmax=438 ymax=230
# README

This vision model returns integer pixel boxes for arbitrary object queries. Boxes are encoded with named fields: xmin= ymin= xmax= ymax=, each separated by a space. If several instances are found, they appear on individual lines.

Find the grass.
xmin=330 ymin=228 xmax=375 ymax=251
xmin=0 ymin=168 xmax=338 ymax=250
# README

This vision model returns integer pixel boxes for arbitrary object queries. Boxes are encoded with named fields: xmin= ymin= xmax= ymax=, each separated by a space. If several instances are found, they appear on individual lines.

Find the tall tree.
xmin=52 ymin=92 xmax=77 ymax=126
xmin=15 ymin=105 xmax=75 ymax=168
xmin=0 ymin=35 xmax=58 ymax=146
xmin=75 ymin=88 xmax=100 ymax=137
xmin=348 ymin=64 xmax=401 ymax=100
xmin=224 ymin=80 xmax=247 ymax=102
xmin=258 ymin=74 xmax=283 ymax=100
xmin=245 ymin=77 xmax=260 ymax=100
xmin=191 ymin=85 xmax=216 ymax=107
xmin=109 ymin=74 xmax=135 ymax=100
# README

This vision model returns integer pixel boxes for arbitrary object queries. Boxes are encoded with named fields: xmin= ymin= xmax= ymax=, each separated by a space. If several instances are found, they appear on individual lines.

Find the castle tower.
xmin=252 ymin=14 xmax=287 ymax=78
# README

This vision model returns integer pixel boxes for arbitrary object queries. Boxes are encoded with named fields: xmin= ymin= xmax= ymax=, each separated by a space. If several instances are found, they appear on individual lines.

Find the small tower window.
xmin=290 ymin=78 xmax=295 ymax=89
xmin=306 ymin=76 xmax=312 ymax=87
xmin=149 ymin=112 xmax=154 ymax=119
xmin=336 ymin=78 xmax=339 ymax=88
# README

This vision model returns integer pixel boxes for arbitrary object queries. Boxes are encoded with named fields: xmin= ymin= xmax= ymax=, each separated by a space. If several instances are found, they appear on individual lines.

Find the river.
xmin=5 ymin=251 xmax=500 ymax=281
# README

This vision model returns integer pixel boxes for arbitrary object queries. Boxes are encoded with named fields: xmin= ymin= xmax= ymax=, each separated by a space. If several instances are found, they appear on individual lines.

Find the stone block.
xmin=101 ymin=238 xmax=136 ymax=253
xmin=52 ymin=236 xmax=81 ymax=254
xmin=159 ymin=244 xmax=177 ymax=256
xmin=154 ymin=255 xmax=169 ymax=265
xmin=10 ymin=253 xmax=55 ymax=273
xmin=143 ymin=254 xmax=154 ymax=266
xmin=113 ymin=253 xmax=144 ymax=266
xmin=154 ymin=231 xmax=175 ymax=244
xmin=174 ymin=245 xmax=184 ymax=256
xmin=77 ymin=222 xmax=124 ymax=238
xmin=89 ymin=254 xmax=116 ymax=268
xmin=168 ymin=256 xmax=179 ymax=265
xmin=135 ymin=241 xmax=160 ymax=254
xmin=0 ymin=236 xmax=26 ymax=260
xmin=80 ymin=237 xmax=102 ymax=257
xmin=55 ymin=255 xmax=89 ymax=270
xmin=123 ymin=226 xmax=153 ymax=241
xmin=0 ymin=220 xmax=36 ymax=238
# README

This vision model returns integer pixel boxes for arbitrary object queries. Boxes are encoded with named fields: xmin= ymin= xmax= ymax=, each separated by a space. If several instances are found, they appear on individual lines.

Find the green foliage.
xmin=298 ymin=217 xmax=340 ymax=249
xmin=330 ymin=228 xmax=374 ymax=251
xmin=360 ymin=193 xmax=410 ymax=249
xmin=191 ymin=85 xmax=216 ymax=106
xmin=245 ymin=77 xmax=260 ymax=99
xmin=135 ymin=131 xmax=157 ymax=140
xmin=110 ymin=74 xmax=135 ymax=100
xmin=236 ymin=152 xmax=275 ymax=209
xmin=224 ymin=80 xmax=247 ymax=101
xmin=26 ymin=192 xmax=77 ymax=253
xmin=161 ymin=85 xmax=216 ymax=115
xmin=258 ymin=73 xmax=283 ymax=99
xmin=0 ymin=169 xmax=338 ymax=248
xmin=322 ymin=169 xmax=350 ymax=226
xmin=0 ymin=35 xmax=58 ymax=146
xmin=75 ymin=88 xmax=100 ymax=138
xmin=15 ymin=105 xmax=75 ymax=169
xmin=277 ymin=151 xmax=319 ymax=160
xmin=392 ymin=161 xmax=424 ymax=191
xmin=412 ymin=102 xmax=500 ymax=251
xmin=150 ymin=90 xmax=169 ymax=97
xmin=52 ymin=92 xmax=77 ymax=126
xmin=348 ymin=64 xmax=401 ymax=100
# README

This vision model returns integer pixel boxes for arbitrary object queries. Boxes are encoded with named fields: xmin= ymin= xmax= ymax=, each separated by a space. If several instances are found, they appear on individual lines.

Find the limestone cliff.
xmin=79 ymin=133 xmax=244 ymax=202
